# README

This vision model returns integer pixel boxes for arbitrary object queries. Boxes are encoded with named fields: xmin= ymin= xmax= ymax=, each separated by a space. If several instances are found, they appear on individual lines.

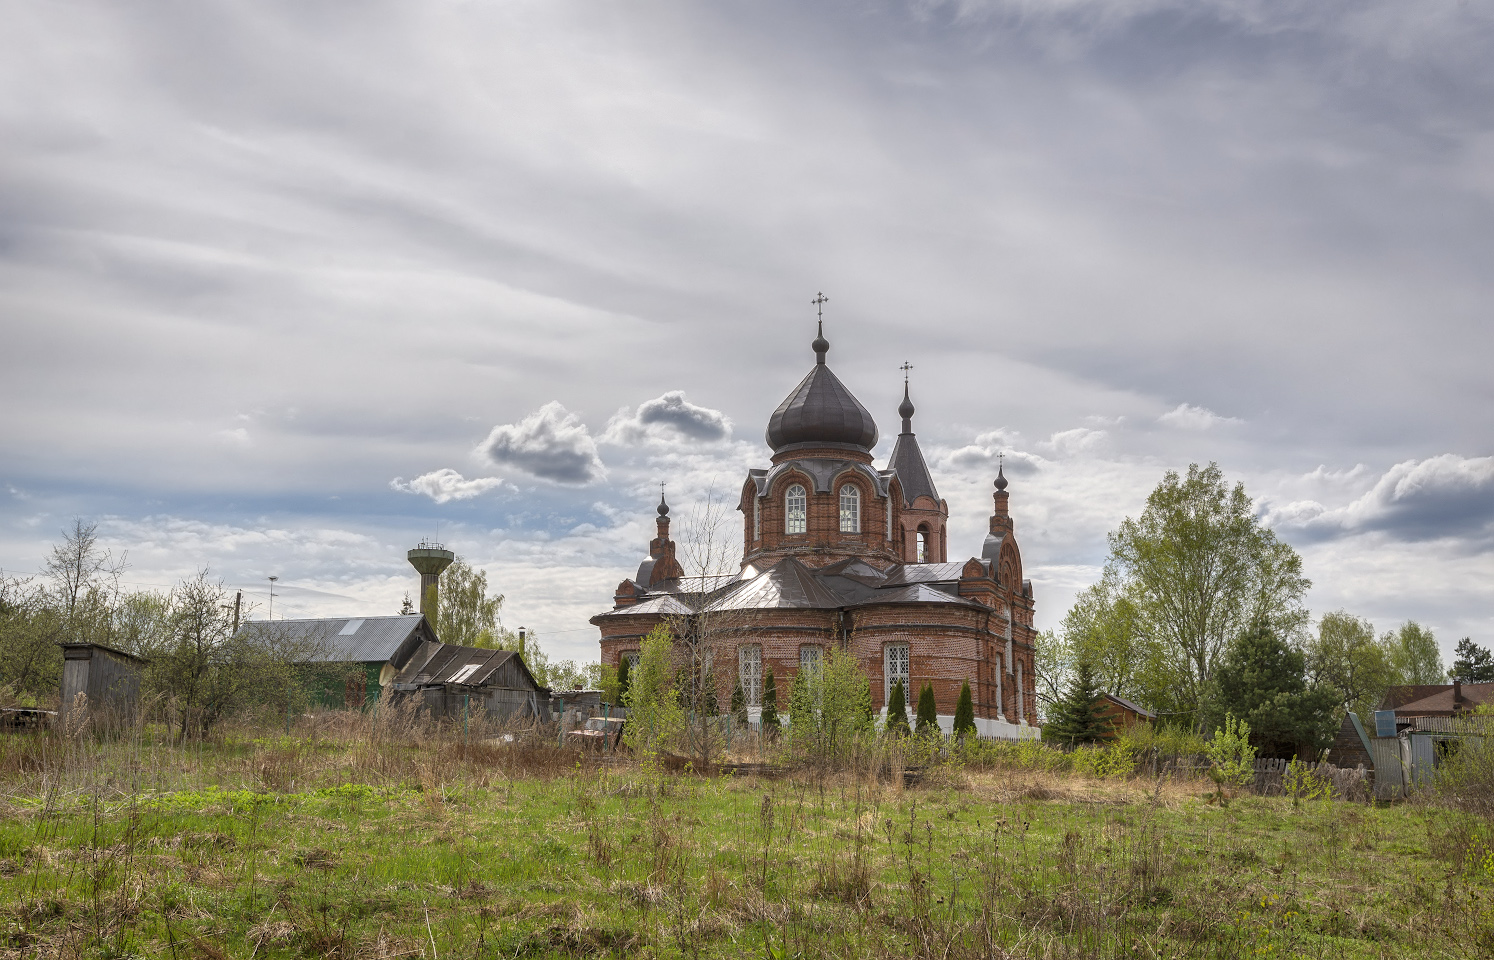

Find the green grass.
xmin=0 ymin=728 xmax=1491 ymax=959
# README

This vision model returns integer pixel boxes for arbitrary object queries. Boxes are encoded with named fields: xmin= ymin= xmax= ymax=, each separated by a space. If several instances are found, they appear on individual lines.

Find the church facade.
xmin=592 ymin=323 xmax=1039 ymax=737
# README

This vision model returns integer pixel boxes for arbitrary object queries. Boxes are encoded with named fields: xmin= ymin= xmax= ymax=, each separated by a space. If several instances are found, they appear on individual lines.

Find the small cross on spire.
xmin=900 ymin=361 xmax=914 ymax=384
xmin=812 ymin=291 xmax=828 ymax=319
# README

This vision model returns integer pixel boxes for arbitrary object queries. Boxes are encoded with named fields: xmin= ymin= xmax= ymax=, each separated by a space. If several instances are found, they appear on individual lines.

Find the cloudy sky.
xmin=3 ymin=0 xmax=1491 ymax=665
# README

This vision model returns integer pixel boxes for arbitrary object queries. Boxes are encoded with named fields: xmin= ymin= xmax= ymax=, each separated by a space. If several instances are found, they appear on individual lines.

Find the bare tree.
xmin=43 ymin=518 xmax=126 ymax=620
xmin=666 ymin=481 xmax=752 ymax=768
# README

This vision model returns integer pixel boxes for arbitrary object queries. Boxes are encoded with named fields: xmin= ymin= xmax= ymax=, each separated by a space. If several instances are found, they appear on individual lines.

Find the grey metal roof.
xmin=592 ymin=593 xmax=694 ymax=619
xmin=706 ymin=557 xmax=847 ymax=611
xmin=880 ymin=562 xmax=969 ymax=585
xmin=765 ymin=345 xmax=879 ymax=453
xmin=862 ymin=583 xmax=984 ymax=607
xmin=889 ymin=432 xmax=940 ymax=506
xmin=749 ymin=459 xmax=894 ymax=499
xmin=1103 ymin=693 xmax=1156 ymax=720
xmin=238 ymin=615 xmax=430 ymax=665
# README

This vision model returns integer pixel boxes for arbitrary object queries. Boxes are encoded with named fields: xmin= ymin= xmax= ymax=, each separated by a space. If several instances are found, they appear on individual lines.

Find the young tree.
xmin=1032 ymin=629 xmax=1071 ymax=711
xmin=885 ymin=678 xmax=910 ymax=736
xmin=617 ymin=657 xmax=631 ymax=703
xmin=1306 ymin=611 xmax=1396 ymax=725
xmin=1212 ymin=623 xmax=1338 ymax=758
xmin=1449 ymin=638 xmax=1494 ymax=683
xmin=1058 ymin=572 xmax=1154 ymax=703
xmin=1106 ymin=463 xmax=1311 ymax=727
xmin=953 ymin=680 xmax=976 ymax=740
xmin=436 ymin=557 xmax=507 ymax=647
xmin=1043 ymin=661 xmax=1109 ymax=746
xmin=730 ymin=680 xmax=747 ymax=725
xmin=43 ymin=518 xmax=125 ymax=621
xmin=1385 ymin=621 xmax=1444 ymax=685
xmin=0 ymin=575 xmax=64 ymax=706
xmin=915 ymin=682 xmax=938 ymax=737
xmin=622 ymin=625 xmax=682 ymax=757
xmin=760 ymin=667 xmax=780 ymax=734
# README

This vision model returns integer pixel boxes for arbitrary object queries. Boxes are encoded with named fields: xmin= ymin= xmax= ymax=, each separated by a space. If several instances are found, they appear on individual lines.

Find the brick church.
xmin=592 ymin=320 xmax=1039 ymax=737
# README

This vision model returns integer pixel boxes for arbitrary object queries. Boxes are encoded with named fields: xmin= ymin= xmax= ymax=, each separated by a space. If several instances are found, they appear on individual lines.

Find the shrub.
xmin=953 ymin=680 xmax=976 ymax=740
xmin=760 ymin=668 xmax=780 ymax=734
xmin=885 ymin=679 xmax=910 ymax=736
xmin=621 ymin=626 xmax=683 ymax=757
xmin=915 ymin=683 xmax=938 ymax=737
xmin=1205 ymin=713 xmax=1257 ymax=804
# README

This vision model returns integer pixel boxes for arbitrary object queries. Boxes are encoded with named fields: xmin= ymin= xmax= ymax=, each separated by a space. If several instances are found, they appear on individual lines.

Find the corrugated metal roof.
xmin=238 ymin=615 xmax=428 ymax=664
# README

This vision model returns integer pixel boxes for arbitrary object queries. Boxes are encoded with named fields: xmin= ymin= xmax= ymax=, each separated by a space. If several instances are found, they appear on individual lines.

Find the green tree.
xmin=1205 ymin=713 xmax=1258 ymax=803
xmin=622 ymin=625 xmax=682 ymax=757
xmin=1450 ymin=638 xmax=1494 ymax=683
xmin=915 ymin=682 xmax=938 ymax=737
xmin=1032 ymin=628 xmax=1070 ymax=711
xmin=436 ymin=557 xmax=507 ymax=647
xmin=1059 ymin=573 xmax=1153 ymax=703
xmin=1106 ymin=463 xmax=1311 ymax=727
xmin=1306 ymin=611 xmax=1396 ymax=725
xmin=885 ymin=678 xmax=910 ymax=736
xmin=1386 ymin=621 xmax=1444 ymax=685
xmin=1212 ymin=623 xmax=1338 ymax=758
xmin=952 ymin=680 xmax=976 ymax=740
xmin=730 ymin=680 xmax=747 ymax=725
xmin=760 ymin=668 xmax=780 ymax=733
xmin=1042 ymin=661 xmax=1109 ymax=746
xmin=617 ymin=657 xmax=631 ymax=703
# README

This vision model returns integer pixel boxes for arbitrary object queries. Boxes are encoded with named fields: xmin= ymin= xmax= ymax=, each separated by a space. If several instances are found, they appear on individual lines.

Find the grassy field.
xmin=1 ymin=724 xmax=1491 ymax=959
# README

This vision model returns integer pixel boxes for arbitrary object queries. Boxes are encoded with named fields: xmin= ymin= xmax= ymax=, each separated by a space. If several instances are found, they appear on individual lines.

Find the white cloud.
xmin=1158 ymin=403 xmax=1243 ymax=430
xmin=214 ymin=427 xmax=251 ymax=445
xmin=1041 ymin=427 xmax=1107 ymax=457
xmin=390 ymin=469 xmax=507 ymax=504
xmin=601 ymin=391 xmax=732 ymax=446
xmin=475 ymin=402 xmax=606 ymax=485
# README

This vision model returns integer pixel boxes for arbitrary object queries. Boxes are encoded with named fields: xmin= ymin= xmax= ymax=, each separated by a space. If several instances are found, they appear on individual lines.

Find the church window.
xmin=785 ymin=484 xmax=807 ymax=534
xmin=839 ymin=484 xmax=860 ymax=533
xmin=917 ymin=527 xmax=929 ymax=563
xmin=738 ymin=645 xmax=761 ymax=707
xmin=753 ymin=496 xmax=760 ymax=540
xmin=995 ymin=654 xmax=1005 ymax=719
xmin=884 ymin=643 xmax=909 ymax=704
xmin=624 ymin=652 xmax=640 ymax=672
xmin=885 ymin=498 xmax=893 ymax=542
xmin=1017 ymin=661 xmax=1026 ymax=722
xmin=799 ymin=645 xmax=823 ymax=676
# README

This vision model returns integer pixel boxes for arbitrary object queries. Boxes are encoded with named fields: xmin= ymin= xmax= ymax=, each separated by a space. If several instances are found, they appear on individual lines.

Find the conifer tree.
xmin=731 ymin=680 xmax=746 ymax=724
xmin=617 ymin=657 xmax=631 ymax=704
xmin=760 ymin=667 xmax=780 ymax=734
xmin=1043 ymin=661 xmax=1109 ymax=746
xmin=953 ymin=680 xmax=976 ymax=740
xmin=885 ymin=679 xmax=910 ymax=736
xmin=915 ymin=682 xmax=939 ymax=736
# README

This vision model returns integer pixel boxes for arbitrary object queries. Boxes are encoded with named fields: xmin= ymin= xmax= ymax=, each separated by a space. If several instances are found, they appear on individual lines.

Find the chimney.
xmin=407 ymin=541 xmax=455 ymax=630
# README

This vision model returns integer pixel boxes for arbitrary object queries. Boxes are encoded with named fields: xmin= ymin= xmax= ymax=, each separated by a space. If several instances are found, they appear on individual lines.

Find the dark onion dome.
xmin=765 ymin=323 xmax=880 ymax=454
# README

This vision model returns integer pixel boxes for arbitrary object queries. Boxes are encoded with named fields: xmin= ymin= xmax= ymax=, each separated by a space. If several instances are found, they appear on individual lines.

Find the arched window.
xmin=785 ymin=484 xmax=807 ymax=534
xmin=839 ymin=484 xmax=860 ymax=533
xmin=917 ymin=527 xmax=929 ymax=563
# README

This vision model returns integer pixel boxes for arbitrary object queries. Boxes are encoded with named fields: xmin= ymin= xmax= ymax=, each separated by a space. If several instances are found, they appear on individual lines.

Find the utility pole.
xmin=268 ymin=575 xmax=278 ymax=621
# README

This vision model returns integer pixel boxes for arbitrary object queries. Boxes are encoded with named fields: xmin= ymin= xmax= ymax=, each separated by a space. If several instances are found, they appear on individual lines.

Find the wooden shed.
xmin=59 ymin=642 xmax=147 ymax=731
xmin=388 ymin=644 xmax=548 ymax=724
xmin=1096 ymin=693 xmax=1155 ymax=737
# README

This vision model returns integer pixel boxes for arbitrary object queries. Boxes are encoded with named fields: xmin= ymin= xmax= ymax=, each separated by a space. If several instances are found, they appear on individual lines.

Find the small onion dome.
xmin=766 ymin=329 xmax=879 ymax=453
xmin=994 ymin=465 xmax=1008 ymax=491
xmin=657 ymin=493 xmax=670 ymax=517
xmin=898 ymin=382 xmax=915 ymax=430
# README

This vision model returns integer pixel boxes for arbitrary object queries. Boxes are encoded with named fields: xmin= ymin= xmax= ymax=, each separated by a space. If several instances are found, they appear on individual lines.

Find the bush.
xmin=915 ymin=683 xmax=938 ymax=737
xmin=621 ymin=626 xmax=683 ymax=757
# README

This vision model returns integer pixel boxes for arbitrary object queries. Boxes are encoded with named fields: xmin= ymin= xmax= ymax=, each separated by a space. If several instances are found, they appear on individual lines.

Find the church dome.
xmin=765 ymin=325 xmax=879 ymax=454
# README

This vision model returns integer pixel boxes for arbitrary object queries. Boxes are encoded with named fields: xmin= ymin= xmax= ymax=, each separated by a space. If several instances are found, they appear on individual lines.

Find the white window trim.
xmin=738 ymin=644 xmax=762 ymax=707
xmin=839 ymin=484 xmax=860 ymax=533
xmin=786 ymin=484 xmax=807 ymax=535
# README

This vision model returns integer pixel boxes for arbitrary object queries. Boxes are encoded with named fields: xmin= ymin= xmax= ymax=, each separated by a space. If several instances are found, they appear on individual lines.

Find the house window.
xmin=917 ymin=528 xmax=929 ymax=563
xmin=839 ymin=484 xmax=860 ymax=533
xmin=785 ymin=484 xmax=807 ymax=534
xmin=884 ymin=643 xmax=909 ymax=703
xmin=738 ymin=645 xmax=762 ymax=706
xmin=799 ymin=645 xmax=823 ymax=676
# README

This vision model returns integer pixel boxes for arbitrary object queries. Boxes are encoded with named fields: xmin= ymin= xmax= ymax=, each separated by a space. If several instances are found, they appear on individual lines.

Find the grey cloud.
xmin=475 ymin=403 xmax=606 ymax=485
xmin=1266 ymin=455 xmax=1494 ymax=542
xmin=601 ymin=391 xmax=732 ymax=446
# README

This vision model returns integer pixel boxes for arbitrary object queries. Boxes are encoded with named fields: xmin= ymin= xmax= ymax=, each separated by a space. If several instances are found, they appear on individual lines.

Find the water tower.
xmin=407 ymin=540 xmax=455 ymax=626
